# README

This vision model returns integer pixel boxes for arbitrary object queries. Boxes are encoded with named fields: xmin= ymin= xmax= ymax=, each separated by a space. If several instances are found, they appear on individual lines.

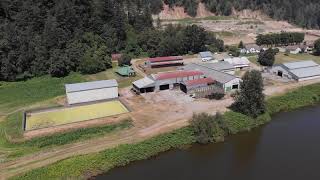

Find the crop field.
xmin=25 ymin=101 xmax=129 ymax=131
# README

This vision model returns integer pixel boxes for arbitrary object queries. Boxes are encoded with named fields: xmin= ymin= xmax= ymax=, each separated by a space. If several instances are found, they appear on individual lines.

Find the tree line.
xmin=0 ymin=0 xmax=223 ymax=81
xmin=256 ymin=32 xmax=305 ymax=46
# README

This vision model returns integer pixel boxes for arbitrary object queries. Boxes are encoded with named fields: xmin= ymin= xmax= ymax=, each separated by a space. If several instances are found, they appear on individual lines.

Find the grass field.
xmin=275 ymin=53 xmax=320 ymax=64
xmin=26 ymin=101 xmax=129 ymax=131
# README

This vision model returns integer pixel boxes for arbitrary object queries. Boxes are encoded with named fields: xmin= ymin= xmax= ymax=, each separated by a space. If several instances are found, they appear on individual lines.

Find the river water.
xmin=95 ymin=105 xmax=320 ymax=180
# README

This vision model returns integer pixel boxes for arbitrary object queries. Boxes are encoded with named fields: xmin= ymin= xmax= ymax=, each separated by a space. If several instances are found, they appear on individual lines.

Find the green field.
xmin=26 ymin=101 xmax=129 ymax=131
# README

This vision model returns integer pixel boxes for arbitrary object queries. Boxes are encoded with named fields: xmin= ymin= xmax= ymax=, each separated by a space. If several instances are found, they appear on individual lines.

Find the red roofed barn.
xmin=147 ymin=56 xmax=184 ymax=68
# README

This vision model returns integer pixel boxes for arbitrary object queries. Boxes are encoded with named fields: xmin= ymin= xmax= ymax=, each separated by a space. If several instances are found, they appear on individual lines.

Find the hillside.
xmin=156 ymin=0 xmax=320 ymax=29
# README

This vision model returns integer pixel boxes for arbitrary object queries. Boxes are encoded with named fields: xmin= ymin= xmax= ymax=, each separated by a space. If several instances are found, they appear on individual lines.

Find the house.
xmin=241 ymin=44 xmax=262 ymax=54
xmin=182 ymin=63 xmax=242 ymax=92
xmin=146 ymin=56 xmax=184 ymax=68
xmin=285 ymin=45 xmax=303 ymax=54
xmin=132 ymin=70 xmax=204 ymax=93
xmin=65 ymin=80 xmax=118 ymax=105
xmin=116 ymin=65 xmax=136 ymax=77
xmin=183 ymin=62 xmax=236 ymax=75
xmin=223 ymin=57 xmax=250 ymax=70
xmin=270 ymin=60 xmax=320 ymax=81
xmin=199 ymin=51 xmax=214 ymax=62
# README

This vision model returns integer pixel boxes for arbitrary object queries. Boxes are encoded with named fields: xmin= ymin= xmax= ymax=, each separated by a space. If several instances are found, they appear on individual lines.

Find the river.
xmin=95 ymin=105 xmax=320 ymax=180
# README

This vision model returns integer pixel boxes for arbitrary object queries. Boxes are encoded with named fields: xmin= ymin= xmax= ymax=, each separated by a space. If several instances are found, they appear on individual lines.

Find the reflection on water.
xmin=95 ymin=105 xmax=320 ymax=180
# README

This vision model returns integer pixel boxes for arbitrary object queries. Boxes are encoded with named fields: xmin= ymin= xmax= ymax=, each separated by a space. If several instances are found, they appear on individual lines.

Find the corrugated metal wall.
xmin=67 ymin=87 xmax=118 ymax=105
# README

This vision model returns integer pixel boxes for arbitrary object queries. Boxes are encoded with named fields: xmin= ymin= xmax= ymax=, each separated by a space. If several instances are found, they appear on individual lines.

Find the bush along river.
xmin=95 ymin=105 xmax=320 ymax=180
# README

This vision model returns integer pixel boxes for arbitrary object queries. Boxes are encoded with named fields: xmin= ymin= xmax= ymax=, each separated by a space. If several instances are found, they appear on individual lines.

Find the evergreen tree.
xmin=258 ymin=48 xmax=276 ymax=67
xmin=314 ymin=39 xmax=320 ymax=56
xmin=231 ymin=70 xmax=266 ymax=118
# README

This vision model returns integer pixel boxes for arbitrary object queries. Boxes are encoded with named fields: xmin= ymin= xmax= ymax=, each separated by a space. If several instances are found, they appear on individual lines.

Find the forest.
xmin=0 ymin=0 xmax=222 ymax=81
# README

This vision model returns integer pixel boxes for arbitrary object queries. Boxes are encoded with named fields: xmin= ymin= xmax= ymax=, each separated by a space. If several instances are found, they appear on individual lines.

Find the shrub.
xmin=207 ymin=92 xmax=225 ymax=100
xmin=118 ymin=54 xmax=132 ymax=66
xmin=189 ymin=112 xmax=226 ymax=144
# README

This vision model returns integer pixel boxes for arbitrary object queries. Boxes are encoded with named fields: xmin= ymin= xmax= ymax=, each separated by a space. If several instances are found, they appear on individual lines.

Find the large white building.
xmin=270 ymin=60 xmax=320 ymax=81
xmin=65 ymin=80 xmax=118 ymax=105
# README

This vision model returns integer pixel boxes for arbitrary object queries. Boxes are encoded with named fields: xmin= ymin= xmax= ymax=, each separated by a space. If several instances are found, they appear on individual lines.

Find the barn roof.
xmin=155 ymin=70 xmax=204 ymax=80
xmin=224 ymin=57 xmax=250 ymax=67
xmin=290 ymin=66 xmax=320 ymax=78
xmin=65 ymin=79 xmax=118 ymax=93
xmin=184 ymin=77 xmax=215 ymax=86
xmin=282 ymin=60 xmax=319 ymax=70
xmin=132 ymin=76 xmax=155 ymax=89
xmin=148 ymin=56 xmax=183 ymax=63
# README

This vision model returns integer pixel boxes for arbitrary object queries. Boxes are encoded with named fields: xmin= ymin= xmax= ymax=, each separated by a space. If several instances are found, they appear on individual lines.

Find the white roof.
xmin=282 ymin=60 xmax=319 ymax=70
xmin=65 ymin=80 xmax=118 ymax=93
xmin=224 ymin=57 xmax=250 ymax=67
xmin=132 ymin=76 xmax=155 ymax=89
xmin=290 ymin=66 xmax=320 ymax=78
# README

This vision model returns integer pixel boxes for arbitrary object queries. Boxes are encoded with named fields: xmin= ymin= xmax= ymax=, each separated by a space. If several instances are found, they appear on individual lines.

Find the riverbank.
xmin=11 ymin=83 xmax=320 ymax=180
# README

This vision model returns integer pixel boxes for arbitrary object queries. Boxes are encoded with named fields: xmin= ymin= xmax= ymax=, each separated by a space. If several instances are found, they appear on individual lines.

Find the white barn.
xmin=65 ymin=80 xmax=118 ymax=105
xmin=270 ymin=60 xmax=320 ymax=81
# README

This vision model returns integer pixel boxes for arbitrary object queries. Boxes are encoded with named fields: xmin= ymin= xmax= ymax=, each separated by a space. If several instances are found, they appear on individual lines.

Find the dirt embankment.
xmin=153 ymin=2 xmax=214 ymax=20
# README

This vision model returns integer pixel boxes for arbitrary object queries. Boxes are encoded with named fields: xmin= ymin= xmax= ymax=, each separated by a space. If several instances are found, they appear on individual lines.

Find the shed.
xmin=199 ymin=51 xmax=214 ymax=62
xmin=65 ymin=80 xmax=118 ymax=105
xmin=116 ymin=65 xmax=136 ymax=77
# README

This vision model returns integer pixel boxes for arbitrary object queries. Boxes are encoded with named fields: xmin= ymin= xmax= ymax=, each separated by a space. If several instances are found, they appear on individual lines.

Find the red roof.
xmin=149 ymin=56 xmax=183 ymax=63
xmin=156 ymin=70 xmax=203 ymax=80
xmin=185 ymin=78 xmax=215 ymax=86
xmin=111 ymin=54 xmax=122 ymax=60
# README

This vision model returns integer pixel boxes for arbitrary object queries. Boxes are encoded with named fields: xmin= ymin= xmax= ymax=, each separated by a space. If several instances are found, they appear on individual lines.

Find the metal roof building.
xmin=65 ymin=80 xmax=118 ymax=105
xmin=182 ymin=63 xmax=242 ymax=92
xmin=146 ymin=56 xmax=184 ymax=68
xmin=199 ymin=51 xmax=214 ymax=62
xmin=223 ymin=57 xmax=250 ymax=69
xmin=270 ymin=60 xmax=320 ymax=81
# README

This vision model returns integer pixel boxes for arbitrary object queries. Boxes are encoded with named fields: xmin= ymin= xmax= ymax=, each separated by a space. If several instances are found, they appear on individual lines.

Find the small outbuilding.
xmin=199 ymin=51 xmax=214 ymax=62
xmin=116 ymin=65 xmax=136 ymax=77
xmin=270 ymin=60 xmax=320 ymax=81
xmin=223 ymin=57 xmax=250 ymax=70
xmin=65 ymin=80 xmax=118 ymax=105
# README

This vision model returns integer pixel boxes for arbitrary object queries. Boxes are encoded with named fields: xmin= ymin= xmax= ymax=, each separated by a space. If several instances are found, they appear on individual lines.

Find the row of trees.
xmin=256 ymin=32 xmax=305 ymax=46
xmin=0 ymin=1 xmax=224 ymax=81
